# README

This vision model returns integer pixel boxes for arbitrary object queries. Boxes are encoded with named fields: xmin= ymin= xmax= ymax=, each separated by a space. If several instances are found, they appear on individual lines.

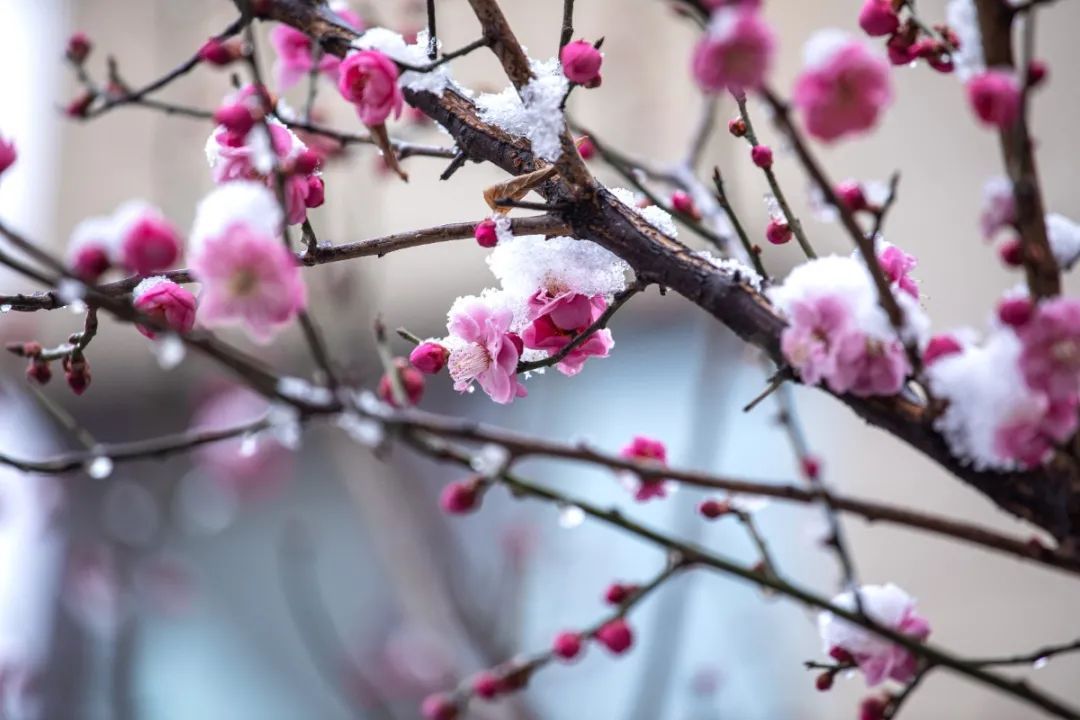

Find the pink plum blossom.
xmin=994 ymin=393 xmax=1078 ymax=468
xmin=878 ymin=244 xmax=919 ymax=299
xmin=779 ymin=294 xmax=853 ymax=386
xmin=269 ymin=5 xmax=363 ymax=90
xmin=691 ymin=8 xmax=775 ymax=93
xmin=793 ymin=32 xmax=893 ymax=142
xmin=818 ymin=583 xmax=931 ymax=686
xmin=620 ymin=436 xmax=671 ymax=502
xmin=132 ymin=277 xmax=197 ymax=339
xmin=119 ymin=211 xmax=182 ymax=276
xmin=560 ymin=40 xmax=603 ymax=87
xmin=521 ymin=291 xmax=614 ymax=376
xmin=967 ymin=69 xmax=1021 ymax=129
xmin=1016 ymin=297 xmax=1080 ymax=399
xmin=0 ymin=134 xmax=16 ymax=177
xmin=445 ymin=295 xmax=527 ymax=404
xmin=337 ymin=49 xmax=404 ymax=126
xmin=189 ymin=183 xmax=306 ymax=344
xmin=829 ymin=332 xmax=910 ymax=397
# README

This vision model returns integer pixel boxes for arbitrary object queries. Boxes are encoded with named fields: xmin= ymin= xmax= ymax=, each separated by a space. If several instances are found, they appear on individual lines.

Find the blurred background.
xmin=1 ymin=0 xmax=1080 ymax=718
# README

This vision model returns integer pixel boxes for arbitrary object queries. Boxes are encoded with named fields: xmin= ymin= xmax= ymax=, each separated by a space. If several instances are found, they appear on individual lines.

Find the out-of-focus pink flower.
xmin=521 ymin=291 xmax=613 ymax=376
xmin=818 ymin=583 xmax=931 ymax=686
xmin=1016 ymin=297 xmax=1080 ymax=399
xmin=69 ymin=243 xmax=111 ymax=283
xmin=967 ymin=69 xmax=1021 ymax=129
xmin=793 ymin=33 xmax=893 ymax=142
xmin=878 ymin=244 xmax=919 ymax=299
xmin=420 ymin=693 xmax=458 ymax=720
xmin=270 ymin=26 xmax=343 ymax=90
xmin=692 ymin=8 xmax=775 ymax=93
xmin=0 ymin=135 xmax=16 ymax=177
xmin=779 ymin=294 xmax=853 ymax=385
xmin=561 ymin=39 xmax=603 ymax=87
xmin=192 ymin=386 xmax=291 ymax=501
xmin=619 ymin=436 xmax=671 ymax=502
xmin=377 ymin=359 xmax=425 ymax=407
xmin=337 ymin=50 xmax=404 ymax=126
xmin=994 ymin=393 xmax=1078 ymax=468
xmin=446 ymin=296 xmax=527 ymax=404
xmin=132 ymin=277 xmax=197 ymax=339
xmin=858 ymin=0 xmax=899 ymax=37
xmin=119 ymin=211 xmax=182 ymax=276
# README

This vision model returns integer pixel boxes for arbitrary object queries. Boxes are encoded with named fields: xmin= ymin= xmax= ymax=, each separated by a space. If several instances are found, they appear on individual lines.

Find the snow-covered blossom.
xmin=132 ymin=277 xmax=197 ymax=339
xmin=521 ymin=291 xmax=614 ymax=376
xmin=980 ymin=176 xmax=1016 ymax=239
xmin=560 ymin=40 xmax=603 ymax=87
xmin=967 ymin=69 xmax=1021 ymax=129
xmin=609 ymin=187 xmax=678 ymax=238
xmin=477 ymin=58 xmax=569 ymax=162
xmin=269 ymin=3 xmax=363 ymax=90
xmin=0 ymin=134 xmax=16 ymax=177
xmin=793 ymin=31 xmax=892 ymax=142
xmin=768 ymin=256 xmax=924 ymax=397
xmin=487 ymin=234 xmax=629 ymax=307
xmin=189 ymin=182 xmax=306 ymax=343
xmin=817 ymin=583 xmax=931 ymax=687
xmin=67 ymin=201 xmax=181 ymax=280
xmin=692 ymin=7 xmax=775 ymax=93
xmin=928 ymin=324 xmax=1078 ymax=469
xmin=445 ymin=293 xmax=527 ymax=404
xmin=352 ymin=28 xmax=454 ymax=96
xmin=619 ymin=436 xmax=672 ymax=502
xmin=946 ymin=0 xmax=985 ymax=82
xmin=205 ymin=88 xmax=323 ymax=225
xmin=1046 ymin=213 xmax=1080 ymax=270
xmin=337 ymin=49 xmax=404 ymax=126
xmin=1016 ymin=297 xmax=1080 ymax=399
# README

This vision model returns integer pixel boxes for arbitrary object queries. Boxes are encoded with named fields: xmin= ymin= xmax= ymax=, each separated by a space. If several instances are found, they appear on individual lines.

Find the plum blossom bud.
xmin=410 ymin=341 xmax=449 ymax=375
xmin=859 ymin=696 xmax=887 ymax=720
xmin=26 ymin=355 xmax=51 ymax=385
xmin=800 ymin=455 xmax=822 ymax=480
xmin=998 ymin=296 xmax=1034 ymax=328
xmin=765 ymin=219 xmax=792 ymax=245
xmin=670 ymin=191 xmax=700 ymax=220
xmin=967 ymin=70 xmax=1021 ymax=130
xmin=577 ymin=136 xmax=596 ymax=160
xmin=63 ymin=353 xmax=91 ymax=395
xmin=471 ymin=672 xmax=502 ymax=699
xmin=728 ymin=117 xmax=747 ymax=137
xmin=377 ymin=358 xmax=425 ymax=407
xmin=132 ymin=277 xmax=197 ymax=339
xmin=836 ymin=181 xmax=867 ymax=212
xmin=440 ymin=479 xmax=480 ymax=514
xmin=198 ymin=37 xmax=239 ymax=66
xmin=604 ymin=582 xmax=638 ymax=604
xmin=420 ymin=693 xmax=458 ymax=720
xmin=698 ymin=498 xmax=731 ymax=519
xmin=66 ymin=92 xmax=95 ymax=118
xmin=213 ymin=103 xmax=255 ymax=136
xmin=0 ymin=135 xmax=16 ymax=177
xmin=858 ymin=0 xmax=899 ymax=37
xmin=560 ymin=40 xmax=603 ymax=87
xmin=474 ymin=218 xmax=499 ymax=248
xmin=750 ymin=144 xmax=773 ymax=169
xmin=121 ymin=213 xmax=181 ymax=276
xmin=338 ymin=50 xmax=404 ymax=126
xmin=70 ymin=244 xmax=110 ymax=283
xmin=292 ymin=149 xmax=321 ymax=175
xmin=552 ymin=631 xmax=583 ymax=660
xmin=815 ymin=671 xmax=834 ymax=691
xmin=886 ymin=32 xmax=917 ymax=66
xmin=66 ymin=32 xmax=93 ymax=64
xmin=922 ymin=334 xmax=963 ymax=366
xmin=596 ymin=619 xmax=634 ymax=654
xmin=304 ymin=176 xmax=325 ymax=209
xmin=999 ymin=236 xmax=1023 ymax=267
xmin=1027 ymin=59 xmax=1049 ymax=88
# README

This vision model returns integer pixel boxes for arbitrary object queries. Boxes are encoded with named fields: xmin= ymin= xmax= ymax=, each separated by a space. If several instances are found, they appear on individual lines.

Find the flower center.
xmin=229 ymin=268 xmax=259 ymax=297
xmin=448 ymin=343 xmax=491 ymax=383
xmin=1052 ymin=339 xmax=1080 ymax=369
